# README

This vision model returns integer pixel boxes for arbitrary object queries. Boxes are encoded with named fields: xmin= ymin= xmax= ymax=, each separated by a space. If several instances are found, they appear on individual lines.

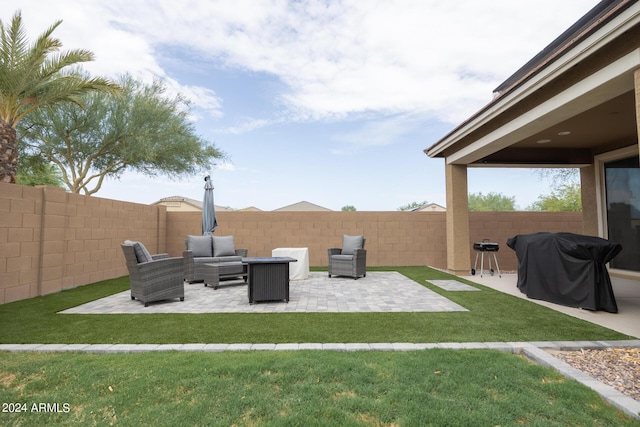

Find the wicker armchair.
xmin=121 ymin=242 xmax=184 ymax=307
xmin=328 ymin=235 xmax=367 ymax=279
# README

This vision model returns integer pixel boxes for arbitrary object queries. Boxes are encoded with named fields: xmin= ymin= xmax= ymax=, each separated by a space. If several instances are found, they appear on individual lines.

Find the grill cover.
xmin=506 ymin=232 xmax=622 ymax=313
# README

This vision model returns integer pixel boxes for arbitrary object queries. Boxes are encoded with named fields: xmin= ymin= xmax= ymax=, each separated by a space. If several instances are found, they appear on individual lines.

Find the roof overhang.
xmin=425 ymin=1 xmax=640 ymax=167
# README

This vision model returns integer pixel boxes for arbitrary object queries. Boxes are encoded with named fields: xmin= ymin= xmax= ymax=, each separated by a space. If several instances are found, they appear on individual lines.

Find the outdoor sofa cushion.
xmin=341 ymin=235 xmax=364 ymax=255
xmin=213 ymin=235 xmax=235 ymax=257
xmin=332 ymin=254 xmax=356 ymax=261
xmin=186 ymin=235 xmax=213 ymax=257
xmin=123 ymin=240 xmax=153 ymax=263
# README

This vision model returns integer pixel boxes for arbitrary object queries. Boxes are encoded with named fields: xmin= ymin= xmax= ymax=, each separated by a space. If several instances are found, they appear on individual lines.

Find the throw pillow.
xmin=187 ymin=235 xmax=213 ymax=257
xmin=341 ymin=235 xmax=364 ymax=255
xmin=213 ymin=235 xmax=236 ymax=257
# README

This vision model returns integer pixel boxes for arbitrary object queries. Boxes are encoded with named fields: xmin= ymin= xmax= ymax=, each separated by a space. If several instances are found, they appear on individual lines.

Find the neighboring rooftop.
xmin=153 ymin=196 xmax=233 ymax=212
xmin=152 ymin=197 xmax=332 ymax=212
xmin=412 ymin=203 xmax=446 ymax=212
xmin=273 ymin=201 xmax=333 ymax=212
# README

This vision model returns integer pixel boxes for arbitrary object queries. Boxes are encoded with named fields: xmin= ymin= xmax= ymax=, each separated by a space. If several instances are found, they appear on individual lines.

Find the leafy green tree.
xmin=533 ymin=168 xmax=579 ymax=184
xmin=397 ymin=201 xmax=429 ymax=211
xmin=468 ymin=192 xmax=516 ymax=211
xmin=341 ymin=205 xmax=356 ymax=211
xmin=16 ymin=154 xmax=63 ymax=187
xmin=18 ymin=74 xmax=225 ymax=195
xmin=0 ymin=11 xmax=119 ymax=184
xmin=527 ymin=182 xmax=582 ymax=211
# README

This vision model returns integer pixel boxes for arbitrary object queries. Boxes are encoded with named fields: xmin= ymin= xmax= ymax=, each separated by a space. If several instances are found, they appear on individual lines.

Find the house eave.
xmin=424 ymin=0 xmax=640 ymax=162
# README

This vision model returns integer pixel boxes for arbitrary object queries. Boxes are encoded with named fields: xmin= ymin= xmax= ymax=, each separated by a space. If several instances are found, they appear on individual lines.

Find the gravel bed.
xmin=548 ymin=348 xmax=640 ymax=402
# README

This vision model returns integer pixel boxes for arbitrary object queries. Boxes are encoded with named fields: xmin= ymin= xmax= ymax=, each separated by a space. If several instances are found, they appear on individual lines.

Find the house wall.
xmin=1 ymin=182 xmax=583 ymax=304
xmin=155 ymin=201 xmax=201 ymax=212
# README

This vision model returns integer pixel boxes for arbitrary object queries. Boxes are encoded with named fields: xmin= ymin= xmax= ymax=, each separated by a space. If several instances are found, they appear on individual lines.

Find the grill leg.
xmin=472 ymin=252 xmax=480 ymax=275
xmin=480 ymin=252 xmax=485 ymax=277
xmin=492 ymin=252 xmax=502 ymax=278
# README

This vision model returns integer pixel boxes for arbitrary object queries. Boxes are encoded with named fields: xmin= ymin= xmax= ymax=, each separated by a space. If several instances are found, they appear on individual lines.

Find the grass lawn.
xmin=1 ymin=267 xmax=637 ymax=425
xmin=1 ymin=350 xmax=638 ymax=426
xmin=0 ymin=267 xmax=630 ymax=344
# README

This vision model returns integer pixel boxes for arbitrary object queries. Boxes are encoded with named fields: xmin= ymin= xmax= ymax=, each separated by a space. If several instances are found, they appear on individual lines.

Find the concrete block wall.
xmin=469 ymin=212 xmax=584 ymax=272
xmin=167 ymin=211 xmax=584 ymax=271
xmin=1 ymin=181 xmax=584 ymax=304
xmin=0 ymin=183 xmax=166 ymax=304
xmin=167 ymin=211 xmax=448 ymax=268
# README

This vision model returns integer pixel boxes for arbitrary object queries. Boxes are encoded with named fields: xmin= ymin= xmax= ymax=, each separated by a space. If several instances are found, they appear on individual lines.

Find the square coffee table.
xmin=202 ymin=261 xmax=247 ymax=290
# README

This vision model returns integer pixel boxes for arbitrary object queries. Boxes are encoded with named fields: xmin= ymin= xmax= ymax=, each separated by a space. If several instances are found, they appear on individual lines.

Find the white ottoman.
xmin=271 ymin=247 xmax=309 ymax=280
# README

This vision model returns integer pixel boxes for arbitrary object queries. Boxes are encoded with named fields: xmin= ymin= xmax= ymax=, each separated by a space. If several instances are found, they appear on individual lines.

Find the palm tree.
xmin=0 ymin=11 xmax=120 ymax=183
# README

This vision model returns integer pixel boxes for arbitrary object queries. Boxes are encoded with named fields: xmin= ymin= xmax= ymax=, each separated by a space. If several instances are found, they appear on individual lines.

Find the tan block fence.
xmin=0 ymin=183 xmax=583 ymax=304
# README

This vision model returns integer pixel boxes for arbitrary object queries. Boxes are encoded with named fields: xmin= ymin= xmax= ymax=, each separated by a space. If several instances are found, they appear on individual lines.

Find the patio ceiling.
xmin=469 ymin=89 xmax=637 ymax=167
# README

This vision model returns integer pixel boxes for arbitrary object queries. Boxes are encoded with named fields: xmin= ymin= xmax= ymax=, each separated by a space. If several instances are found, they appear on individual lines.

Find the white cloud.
xmin=216 ymin=118 xmax=273 ymax=134
xmin=333 ymin=113 xmax=423 ymax=147
xmin=6 ymin=0 xmax=600 ymax=125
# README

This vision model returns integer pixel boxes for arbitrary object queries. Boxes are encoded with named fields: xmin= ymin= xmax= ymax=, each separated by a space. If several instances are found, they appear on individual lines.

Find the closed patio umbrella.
xmin=202 ymin=175 xmax=218 ymax=235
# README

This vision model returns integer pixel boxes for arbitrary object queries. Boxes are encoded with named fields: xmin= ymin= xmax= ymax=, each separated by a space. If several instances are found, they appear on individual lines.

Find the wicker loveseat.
xmin=121 ymin=241 xmax=184 ymax=307
xmin=183 ymin=235 xmax=248 ymax=284
xmin=328 ymin=235 xmax=367 ymax=279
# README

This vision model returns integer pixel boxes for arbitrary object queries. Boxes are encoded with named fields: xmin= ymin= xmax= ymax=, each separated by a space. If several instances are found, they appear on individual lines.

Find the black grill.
xmin=473 ymin=241 xmax=499 ymax=252
xmin=471 ymin=239 xmax=501 ymax=277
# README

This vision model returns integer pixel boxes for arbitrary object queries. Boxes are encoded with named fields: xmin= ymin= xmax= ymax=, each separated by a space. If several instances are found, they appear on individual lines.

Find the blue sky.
xmin=6 ymin=0 xmax=598 ymax=210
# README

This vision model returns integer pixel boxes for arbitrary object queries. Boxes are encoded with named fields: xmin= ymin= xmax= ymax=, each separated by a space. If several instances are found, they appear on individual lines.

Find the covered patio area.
xmin=426 ymin=2 xmax=640 ymax=293
xmin=465 ymin=274 xmax=640 ymax=338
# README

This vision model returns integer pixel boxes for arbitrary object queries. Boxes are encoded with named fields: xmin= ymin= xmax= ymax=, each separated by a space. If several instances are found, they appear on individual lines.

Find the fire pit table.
xmin=242 ymin=257 xmax=297 ymax=304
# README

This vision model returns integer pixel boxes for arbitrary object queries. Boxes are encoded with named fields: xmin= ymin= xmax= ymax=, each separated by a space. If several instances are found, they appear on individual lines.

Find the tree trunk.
xmin=0 ymin=123 xmax=17 ymax=184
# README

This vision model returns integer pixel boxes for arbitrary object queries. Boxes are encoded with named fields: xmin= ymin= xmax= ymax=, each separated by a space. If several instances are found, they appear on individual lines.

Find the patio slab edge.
xmin=1 ymin=340 xmax=638 ymax=421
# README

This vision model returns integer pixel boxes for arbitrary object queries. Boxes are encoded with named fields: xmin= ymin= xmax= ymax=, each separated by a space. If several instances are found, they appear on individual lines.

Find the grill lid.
xmin=473 ymin=241 xmax=499 ymax=252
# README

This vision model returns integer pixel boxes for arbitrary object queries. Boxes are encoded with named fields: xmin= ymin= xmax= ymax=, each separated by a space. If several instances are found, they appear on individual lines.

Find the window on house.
xmin=604 ymin=156 xmax=640 ymax=271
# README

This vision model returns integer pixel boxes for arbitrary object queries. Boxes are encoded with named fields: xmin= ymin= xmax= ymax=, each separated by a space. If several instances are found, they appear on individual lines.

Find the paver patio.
xmin=60 ymin=271 xmax=468 ymax=314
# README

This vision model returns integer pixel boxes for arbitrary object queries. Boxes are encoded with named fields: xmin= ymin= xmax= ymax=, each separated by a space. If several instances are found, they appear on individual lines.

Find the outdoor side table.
xmin=243 ymin=257 xmax=297 ymax=304
xmin=271 ymin=247 xmax=309 ymax=280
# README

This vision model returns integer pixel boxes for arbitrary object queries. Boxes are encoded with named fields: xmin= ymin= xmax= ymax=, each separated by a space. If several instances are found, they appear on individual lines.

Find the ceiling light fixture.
xmin=557 ymin=131 xmax=571 ymax=136
xmin=536 ymin=139 xmax=551 ymax=144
